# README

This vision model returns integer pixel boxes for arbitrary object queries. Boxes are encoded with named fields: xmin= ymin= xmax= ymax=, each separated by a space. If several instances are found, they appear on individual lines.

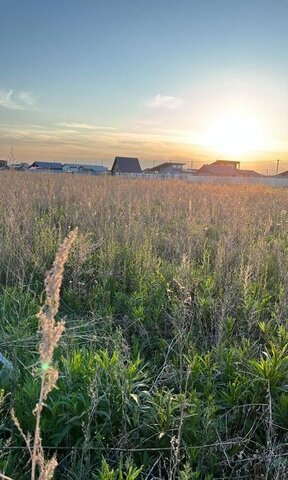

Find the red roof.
xmin=196 ymin=164 xmax=261 ymax=177
xmin=237 ymin=169 xmax=261 ymax=177
xmin=196 ymin=164 xmax=239 ymax=176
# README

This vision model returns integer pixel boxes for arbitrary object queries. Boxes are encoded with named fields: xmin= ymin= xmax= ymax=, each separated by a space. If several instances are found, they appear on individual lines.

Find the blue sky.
xmin=0 ymin=0 xmax=287 ymax=171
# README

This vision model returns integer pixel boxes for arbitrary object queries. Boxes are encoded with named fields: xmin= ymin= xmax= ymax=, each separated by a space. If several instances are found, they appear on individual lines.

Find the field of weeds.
xmin=1 ymin=172 xmax=288 ymax=479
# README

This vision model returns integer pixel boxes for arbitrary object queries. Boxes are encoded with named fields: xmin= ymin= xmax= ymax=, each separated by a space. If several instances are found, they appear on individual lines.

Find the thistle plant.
xmin=11 ymin=227 xmax=78 ymax=480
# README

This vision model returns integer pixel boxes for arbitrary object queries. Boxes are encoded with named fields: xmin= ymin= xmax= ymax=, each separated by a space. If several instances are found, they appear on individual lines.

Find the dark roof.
xmin=147 ymin=162 xmax=185 ymax=172
xmin=111 ymin=157 xmax=142 ymax=174
xmin=0 ymin=160 xmax=8 ymax=169
xmin=196 ymin=164 xmax=239 ymax=176
xmin=9 ymin=163 xmax=29 ymax=170
xmin=30 ymin=161 xmax=63 ymax=170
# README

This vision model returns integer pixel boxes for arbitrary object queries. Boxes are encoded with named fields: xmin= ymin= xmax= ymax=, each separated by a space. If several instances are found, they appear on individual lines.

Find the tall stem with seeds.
xmin=12 ymin=228 xmax=78 ymax=480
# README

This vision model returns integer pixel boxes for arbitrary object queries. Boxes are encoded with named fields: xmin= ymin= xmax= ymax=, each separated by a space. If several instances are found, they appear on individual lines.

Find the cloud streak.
xmin=0 ymin=120 xmax=204 ymax=162
xmin=0 ymin=89 xmax=39 ymax=111
xmin=56 ymin=122 xmax=117 ymax=130
xmin=144 ymin=94 xmax=184 ymax=110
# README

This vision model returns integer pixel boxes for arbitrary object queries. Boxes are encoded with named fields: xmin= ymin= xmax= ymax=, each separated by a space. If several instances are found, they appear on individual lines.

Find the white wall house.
xmin=63 ymin=164 xmax=108 ymax=175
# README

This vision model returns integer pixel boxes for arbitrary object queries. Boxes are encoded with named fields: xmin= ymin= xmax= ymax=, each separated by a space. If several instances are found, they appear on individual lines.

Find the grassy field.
xmin=1 ymin=172 xmax=288 ymax=479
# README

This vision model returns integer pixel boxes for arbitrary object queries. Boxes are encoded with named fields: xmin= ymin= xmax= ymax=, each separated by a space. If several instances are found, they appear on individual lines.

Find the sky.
xmin=0 ymin=0 xmax=287 ymax=172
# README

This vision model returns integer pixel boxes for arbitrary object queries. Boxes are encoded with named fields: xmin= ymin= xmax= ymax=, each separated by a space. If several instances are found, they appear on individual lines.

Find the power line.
xmin=139 ymin=159 xmax=288 ymax=166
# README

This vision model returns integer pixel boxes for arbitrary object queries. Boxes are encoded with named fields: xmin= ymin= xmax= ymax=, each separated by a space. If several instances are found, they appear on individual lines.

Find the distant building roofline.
xmin=111 ymin=156 xmax=142 ymax=174
xmin=30 ymin=161 xmax=63 ymax=169
xmin=146 ymin=161 xmax=185 ymax=172
xmin=215 ymin=159 xmax=241 ymax=164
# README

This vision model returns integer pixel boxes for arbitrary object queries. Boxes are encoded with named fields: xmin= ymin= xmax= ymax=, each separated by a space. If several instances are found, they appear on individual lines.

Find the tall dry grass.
xmin=1 ymin=172 xmax=288 ymax=478
xmin=1 ymin=171 xmax=288 ymax=342
xmin=10 ymin=227 xmax=77 ymax=480
xmin=0 ymin=171 xmax=287 ymax=280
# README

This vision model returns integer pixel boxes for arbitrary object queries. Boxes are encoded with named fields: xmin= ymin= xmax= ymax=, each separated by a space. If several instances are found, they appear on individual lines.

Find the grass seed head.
xmin=38 ymin=228 xmax=78 ymax=365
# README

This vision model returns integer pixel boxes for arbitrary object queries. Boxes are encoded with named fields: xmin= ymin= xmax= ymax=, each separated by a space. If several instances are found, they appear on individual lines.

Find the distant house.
xmin=145 ymin=162 xmax=185 ymax=176
xmin=29 ymin=161 xmax=63 ymax=173
xmin=9 ymin=163 xmax=29 ymax=171
xmin=196 ymin=162 xmax=260 ymax=177
xmin=63 ymin=164 xmax=108 ymax=175
xmin=0 ymin=160 xmax=8 ymax=170
xmin=213 ymin=160 xmax=240 ymax=170
xmin=196 ymin=164 xmax=239 ymax=177
xmin=111 ymin=157 xmax=142 ymax=175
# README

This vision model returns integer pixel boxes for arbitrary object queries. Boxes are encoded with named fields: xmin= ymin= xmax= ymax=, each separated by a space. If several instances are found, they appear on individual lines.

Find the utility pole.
xmin=190 ymin=160 xmax=193 ymax=170
xmin=276 ymin=159 xmax=280 ymax=175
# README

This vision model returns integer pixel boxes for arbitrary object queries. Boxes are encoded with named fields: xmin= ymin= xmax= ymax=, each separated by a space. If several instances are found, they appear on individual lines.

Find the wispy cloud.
xmin=56 ymin=122 xmax=117 ymax=130
xmin=0 ymin=89 xmax=39 ymax=111
xmin=144 ymin=94 xmax=184 ymax=110
xmin=0 ymin=120 xmax=201 ymax=159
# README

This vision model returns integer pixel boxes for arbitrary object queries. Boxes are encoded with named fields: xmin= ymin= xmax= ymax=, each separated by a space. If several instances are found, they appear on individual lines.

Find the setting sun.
xmin=202 ymin=112 xmax=266 ymax=157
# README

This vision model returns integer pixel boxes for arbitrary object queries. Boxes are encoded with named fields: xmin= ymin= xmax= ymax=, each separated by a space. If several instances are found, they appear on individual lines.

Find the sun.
xmin=202 ymin=111 xmax=266 ymax=157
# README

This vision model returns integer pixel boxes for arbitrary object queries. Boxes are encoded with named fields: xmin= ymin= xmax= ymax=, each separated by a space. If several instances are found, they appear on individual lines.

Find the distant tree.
xmin=7 ymin=145 xmax=18 ymax=164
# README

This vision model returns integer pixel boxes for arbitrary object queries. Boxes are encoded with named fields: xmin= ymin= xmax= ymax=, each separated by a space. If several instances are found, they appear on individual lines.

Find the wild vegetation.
xmin=1 ymin=171 xmax=288 ymax=479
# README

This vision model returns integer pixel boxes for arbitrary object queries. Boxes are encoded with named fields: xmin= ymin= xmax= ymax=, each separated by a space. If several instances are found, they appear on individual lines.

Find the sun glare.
xmin=202 ymin=112 xmax=266 ymax=157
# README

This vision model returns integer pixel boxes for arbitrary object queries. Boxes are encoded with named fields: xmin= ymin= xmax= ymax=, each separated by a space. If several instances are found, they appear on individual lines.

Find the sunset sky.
xmin=0 ymin=0 xmax=287 ymax=172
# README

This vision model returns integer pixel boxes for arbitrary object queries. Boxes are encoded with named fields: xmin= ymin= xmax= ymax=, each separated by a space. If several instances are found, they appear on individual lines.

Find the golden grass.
xmin=10 ymin=227 xmax=77 ymax=480
xmin=0 ymin=171 xmax=287 ymax=291
xmin=1 ymin=172 xmax=288 ymax=478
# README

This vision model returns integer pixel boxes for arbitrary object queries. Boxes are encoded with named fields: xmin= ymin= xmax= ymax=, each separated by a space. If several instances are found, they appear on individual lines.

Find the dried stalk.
xmin=0 ymin=474 xmax=13 ymax=480
xmin=12 ymin=228 xmax=78 ymax=480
